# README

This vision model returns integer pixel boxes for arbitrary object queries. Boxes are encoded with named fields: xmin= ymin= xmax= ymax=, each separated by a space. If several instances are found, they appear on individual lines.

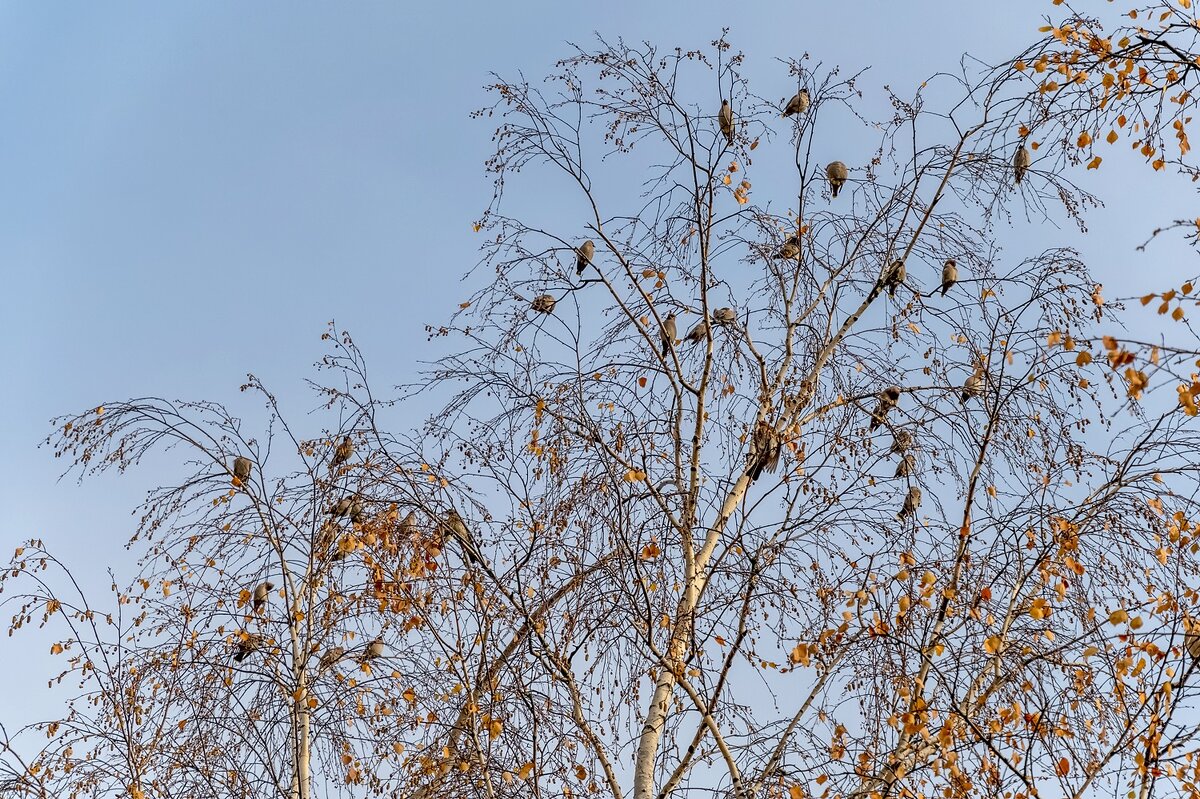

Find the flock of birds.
xmin=226 ymin=437 xmax=478 ymax=669
xmin=225 ymin=91 xmax=1032 ymax=663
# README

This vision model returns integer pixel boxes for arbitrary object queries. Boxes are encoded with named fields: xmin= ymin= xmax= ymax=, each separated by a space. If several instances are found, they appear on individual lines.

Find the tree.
xmin=8 ymin=31 xmax=1200 ymax=799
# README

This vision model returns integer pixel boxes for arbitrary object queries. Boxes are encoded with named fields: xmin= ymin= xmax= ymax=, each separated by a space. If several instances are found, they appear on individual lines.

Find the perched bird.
xmin=713 ymin=307 xmax=737 ymax=326
xmin=782 ymin=89 xmax=810 ymax=118
xmin=349 ymin=498 xmax=365 ymax=525
xmin=442 ymin=510 xmax=479 ymax=564
xmin=252 ymin=581 xmax=275 ymax=613
xmin=1013 ymin=145 xmax=1031 ymax=184
xmin=318 ymin=646 xmax=346 ymax=672
xmin=940 ymin=259 xmax=958 ymax=296
xmin=890 ymin=430 xmax=913 ymax=455
xmin=400 ymin=511 xmax=419 ymax=537
xmin=719 ymin=100 xmax=735 ymax=145
xmin=531 ymin=294 xmax=556 ymax=314
xmin=661 ymin=313 xmax=677 ymax=356
xmin=898 ymin=486 xmax=922 ymax=520
xmin=961 ymin=367 xmax=985 ymax=404
xmin=894 ymin=453 xmax=916 ymax=479
xmin=315 ymin=520 xmax=337 ymax=556
xmin=233 ymin=633 xmax=261 ymax=663
xmin=329 ymin=497 xmax=353 ymax=518
xmin=331 ymin=436 xmax=354 ymax=469
xmin=684 ymin=317 xmax=709 ymax=346
xmin=826 ymin=161 xmax=849 ymax=198
xmin=774 ymin=235 xmax=801 ymax=260
xmin=1186 ymin=621 xmax=1200 ymax=661
xmin=360 ymin=638 xmax=385 ymax=662
xmin=576 ymin=240 xmax=595 ymax=276
xmin=747 ymin=420 xmax=782 ymax=482
xmin=232 ymin=456 xmax=252 ymax=484
xmin=882 ymin=259 xmax=906 ymax=298
xmin=869 ymin=386 xmax=902 ymax=431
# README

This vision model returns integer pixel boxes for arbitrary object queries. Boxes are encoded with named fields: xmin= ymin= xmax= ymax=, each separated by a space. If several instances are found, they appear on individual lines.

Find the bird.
xmin=898 ymin=487 xmax=922 ymax=520
xmin=331 ymin=436 xmax=354 ymax=469
xmin=826 ymin=161 xmax=849 ymax=198
xmin=232 ymin=456 xmax=252 ymax=484
xmin=442 ymin=510 xmax=479 ymax=564
xmin=869 ymin=386 xmax=902 ymax=431
xmin=940 ymin=259 xmax=958 ymax=296
xmin=318 ymin=646 xmax=346 ymax=672
xmin=782 ymin=89 xmax=810 ymax=118
xmin=882 ymin=259 xmax=906 ymax=298
xmin=1013 ymin=145 xmax=1031 ymax=184
xmin=894 ymin=453 xmax=916 ymax=478
xmin=360 ymin=638 xmax=385 ymax=662
xmin=315 ymin=521 xmax=337 ymax=556
xmin=747 ymin=420 xmax=782 ymax=482
xmin=531 ymin=294 xmax=556 ymax=314
xmin=961 ymin=367 xmax=985 ymax=404
xmin=252 ymin=581 xmax=275 ymax=613
xmin=661 ymin=313 xmax=677 ymax=356
xmin=713 ymin=307 xmax=736 ymax=326
xmin=233 ymin=633 xmax=261 ymax=663
xmin=719 ymin=100 xmax=735 ymax=145
xmin=890 ymin=430 xmax=913 ymax=455
xmin=774 ymin=235 xmax=801 ymax=260
xmin=349 ymin=498 xmax=365 ymax=525
xmin=684 ymin=317 xmax=709 ymax=346
xmin=400 ymin=511 xmax=418 ymax=537
xmin=329 ymin=497 xmax=353 ymax=518
xmin=1186 ymin=621 xmax=1200 ymax=661
xmin=576 ymin=240 xmax=595 ymax=276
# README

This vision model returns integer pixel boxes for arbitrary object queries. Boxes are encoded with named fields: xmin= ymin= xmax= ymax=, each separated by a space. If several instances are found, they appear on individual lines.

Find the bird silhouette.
xmin=233 ymin=456 xmax=252 ymax=483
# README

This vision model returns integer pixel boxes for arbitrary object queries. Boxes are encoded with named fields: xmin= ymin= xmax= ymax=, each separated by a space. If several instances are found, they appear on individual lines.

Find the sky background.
xmin=0 ymin=0 xmax=1195 ymax=738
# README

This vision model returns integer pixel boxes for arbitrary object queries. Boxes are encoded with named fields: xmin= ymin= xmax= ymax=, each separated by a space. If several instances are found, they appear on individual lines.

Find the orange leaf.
xmin=1056 ymin=757 xmax=1071 ymax=777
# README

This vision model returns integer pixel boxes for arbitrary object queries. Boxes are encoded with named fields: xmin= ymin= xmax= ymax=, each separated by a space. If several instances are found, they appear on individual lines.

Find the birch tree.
xmin=7 ymin=31 xmax=1200 ymax=799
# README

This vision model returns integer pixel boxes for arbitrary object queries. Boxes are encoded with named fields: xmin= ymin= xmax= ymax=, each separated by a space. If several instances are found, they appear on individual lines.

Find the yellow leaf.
xmin=1077 ymin=131 xmax=1092 ymax=147
xmin=624 ymin=469 xmax=648 ymax=482
xmin=50 ymin=643 xmax=64 ymax=655
xmin=575 ymin=765 xmax=588 ymax=781
xmin=1086 ymin=156 xmax=1102 ymax=170
xmin=1107 ymin=130 xmax=1119 ymax=144
xmin=1109 ymin=609 xmax=1129 ymax=625
xmin=984 ymin=635 xmax=1002 ymax=654
xmin=789 ymin=787 xmax=805 ymax=799
xmin=519 ymin=763 xmax=534 ymax=780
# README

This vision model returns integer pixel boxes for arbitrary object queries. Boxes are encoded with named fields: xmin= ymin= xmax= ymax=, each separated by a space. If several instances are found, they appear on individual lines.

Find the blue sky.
xmin=0 ymin=0 xmax=1193 ymax=734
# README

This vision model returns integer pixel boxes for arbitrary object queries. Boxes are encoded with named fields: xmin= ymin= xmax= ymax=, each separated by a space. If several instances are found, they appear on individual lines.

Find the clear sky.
xmin=0 ymin=0 xmax=1193 ymax=736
